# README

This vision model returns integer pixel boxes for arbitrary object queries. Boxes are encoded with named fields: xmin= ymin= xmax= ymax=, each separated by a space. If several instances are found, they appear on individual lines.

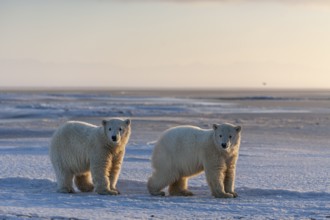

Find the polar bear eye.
xmin=229 ymin=135 xmax=232 ymax=139
xmin=119 ymin=128 xmax=122 ymax=131
xmin=109 ymin=128 xmax=112 ymax=131
xmin=219 ymin=135 xmax=222 ymax=138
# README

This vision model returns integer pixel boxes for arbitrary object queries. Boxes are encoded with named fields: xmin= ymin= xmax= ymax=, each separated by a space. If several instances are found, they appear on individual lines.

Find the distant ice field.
xmin=0 ymin=90 xmax=329 ymax=219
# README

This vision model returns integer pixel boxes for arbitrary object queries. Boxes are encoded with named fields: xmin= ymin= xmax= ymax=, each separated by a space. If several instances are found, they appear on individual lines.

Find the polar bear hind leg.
xmin=74 ymin=172 xmax=94 ymax=192
xmin=56 ymin=171 xmax=75 ymax=193
xmin=169 ymin=177 xmax=193 ymax=196
xmin=147 ymin=171 xmax=177 ymax=196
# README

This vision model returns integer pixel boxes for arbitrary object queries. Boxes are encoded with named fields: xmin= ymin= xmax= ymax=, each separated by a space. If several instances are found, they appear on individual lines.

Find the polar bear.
xmin=147 ymin=123 xmax=241 ymax=198
xmin=49 ymin=118 xmax=131 ymax=195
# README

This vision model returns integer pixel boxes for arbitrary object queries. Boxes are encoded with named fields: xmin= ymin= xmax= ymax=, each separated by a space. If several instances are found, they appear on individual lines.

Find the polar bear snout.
xmin=112 ymin=135 xmax=118 ymax=142
xmin=109 ymin=134 xmax=121 ymax=145
xmin=221 ymin=143 xmax=228 ymax=149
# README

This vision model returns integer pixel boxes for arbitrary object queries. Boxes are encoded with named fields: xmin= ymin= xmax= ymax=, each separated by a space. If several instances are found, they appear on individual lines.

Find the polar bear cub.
xmin=148 ymin=123 xmax=241 ymax=198
xmin=49 ymin=118 xmax=131 ymax=195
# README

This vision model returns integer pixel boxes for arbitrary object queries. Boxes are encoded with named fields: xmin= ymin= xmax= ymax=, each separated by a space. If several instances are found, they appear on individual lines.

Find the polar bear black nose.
xmin=221 ymin=143 xmax=227 ymax=148
xmin=112 ymin=136 xmax=117 ymax=142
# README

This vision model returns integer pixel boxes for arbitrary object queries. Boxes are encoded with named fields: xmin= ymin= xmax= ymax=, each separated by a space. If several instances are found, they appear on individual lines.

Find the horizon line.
xmin=1 ymin=86 xmax=330 ymax=92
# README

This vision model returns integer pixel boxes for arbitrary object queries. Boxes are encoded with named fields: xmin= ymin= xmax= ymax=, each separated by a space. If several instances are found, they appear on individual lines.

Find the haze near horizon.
xmin=1 ymin=0 xmax=330 ymax=89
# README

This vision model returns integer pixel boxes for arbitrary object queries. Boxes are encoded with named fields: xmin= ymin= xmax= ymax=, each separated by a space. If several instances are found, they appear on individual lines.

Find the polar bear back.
xmin=152 ymin=126 xmax=213 ymax=176
xmin=155 ymin=125 xmax=213 ymax=153
xmin=50 ymin=121 xmax=102 ymax=174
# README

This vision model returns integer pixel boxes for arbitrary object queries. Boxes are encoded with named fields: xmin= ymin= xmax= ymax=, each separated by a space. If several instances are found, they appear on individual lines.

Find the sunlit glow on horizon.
xmin=0 ymin=0 xmax=330 ymax=89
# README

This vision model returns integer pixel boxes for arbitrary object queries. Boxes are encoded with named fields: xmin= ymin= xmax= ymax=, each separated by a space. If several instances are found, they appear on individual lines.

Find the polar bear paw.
xmin=96 ymin=189 xmax=119 ymax=195
xmin=57 ymin=187 xmax=75 ymax=194
xmin=150 ymin=191 xmax=166 ymax=197
xmin=170 ymin=190 xmax=194 ymax=197
xmin=229 ymin=191 xmax=238 ymax=198
xmin=111 ymin=188 xmax=121 ymax=195
xmin=213 ymin=192 xmax=234 ymax=198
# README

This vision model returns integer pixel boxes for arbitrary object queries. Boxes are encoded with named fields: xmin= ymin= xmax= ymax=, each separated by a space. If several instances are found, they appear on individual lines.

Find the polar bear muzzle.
xmin=221 ymin=143 xmax=229 ymax=149
xmin=112 ymin=135 xmax=118 ymax=142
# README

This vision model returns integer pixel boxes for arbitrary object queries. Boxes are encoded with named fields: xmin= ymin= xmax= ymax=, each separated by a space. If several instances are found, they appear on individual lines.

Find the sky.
xmin=0 ymin=0 xmax=330 ymax=89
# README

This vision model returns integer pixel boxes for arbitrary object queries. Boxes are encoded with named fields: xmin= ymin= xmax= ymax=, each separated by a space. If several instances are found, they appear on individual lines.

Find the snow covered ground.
xmin=0 ymin=90 xmax=329 ymax=219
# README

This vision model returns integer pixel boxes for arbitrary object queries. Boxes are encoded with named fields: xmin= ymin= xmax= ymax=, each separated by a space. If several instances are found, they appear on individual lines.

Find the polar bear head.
xmin=102 ymin=118 xmax=131 ymax=146
xmin=212 ymin=123 xmax=241 ymax=151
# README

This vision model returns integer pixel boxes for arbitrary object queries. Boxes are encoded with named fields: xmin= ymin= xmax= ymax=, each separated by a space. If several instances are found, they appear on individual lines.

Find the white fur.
xmin=147 ymin=123 xmax=241 ymax=198
xmin=49 ymin=118 xmax=131 ymax=195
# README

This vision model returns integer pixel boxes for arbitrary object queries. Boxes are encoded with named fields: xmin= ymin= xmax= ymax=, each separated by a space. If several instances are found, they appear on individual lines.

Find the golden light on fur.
xmin=49 ymin=118 xmax=131 ymax=195
xmin=148 ymin=123 xmax=242 ymax=198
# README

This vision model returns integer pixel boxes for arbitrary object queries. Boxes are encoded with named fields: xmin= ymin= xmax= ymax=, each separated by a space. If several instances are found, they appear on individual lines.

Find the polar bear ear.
xmin=235 ymin=126 xmax=242 ymax=132
xmin=125 ymin=119 xmax=131 ymax=126
xmin=212 ymin=124 xmax=218 ymax=130
xmin=102 ymin=120 xmax=107 ymax=127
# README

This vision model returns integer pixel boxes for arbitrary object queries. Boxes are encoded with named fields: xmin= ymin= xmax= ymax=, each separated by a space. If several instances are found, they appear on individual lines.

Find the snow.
xmin=0 ymin=90 xmax=329 ymax=219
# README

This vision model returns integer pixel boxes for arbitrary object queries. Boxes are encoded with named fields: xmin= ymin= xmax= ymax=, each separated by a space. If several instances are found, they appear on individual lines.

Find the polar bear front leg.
xmin=224 ymin=166 xmax=238 ymax=198
xmin=204 ymin=164 xmax=234 ymax=198
xmin=91 ymin=159 xmax=118 ymax=195
xmin=109 ymin=153 xmax=124 ymax=194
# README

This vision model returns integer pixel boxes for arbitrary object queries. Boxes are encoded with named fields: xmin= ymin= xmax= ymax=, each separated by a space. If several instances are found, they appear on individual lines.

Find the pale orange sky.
xmin=0 ymin=0 xmax=330 ymax=89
